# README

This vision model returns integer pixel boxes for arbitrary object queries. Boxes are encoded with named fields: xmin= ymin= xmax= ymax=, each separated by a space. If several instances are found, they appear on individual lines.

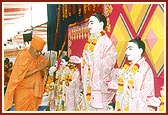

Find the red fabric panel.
xmin=154 ymin=77 xmax=164 ymax=97
xmin=68 ymin=38 xmax=87 ymax=57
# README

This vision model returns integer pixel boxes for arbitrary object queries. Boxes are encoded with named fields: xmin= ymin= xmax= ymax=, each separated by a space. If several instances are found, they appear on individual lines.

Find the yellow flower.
xmin=124 ymin=106 xmax=129 ymax=111
xmin=90 ymin=44 xmax=95 ymax=52
xmin=116 ymin=101 xmax=120 ymax=110
xmin=118 ymin=77 xmax=123 ymax=92
xmin=159 ymin=105 xmax=164 ymax=111
xmin=84 ymin=43 xmax=88 ymax=50
xmin=86 ymin=85 xmax=91 ymax=101
xmin=160 ymin=95 xmax=164 ymax=102
xmin=131 ymin=65 xmax=139 ymax=74
xmin=92 ymin=38 xmax=97 ymax=42
xmin=118 ymin=77 xmax=123 ymax=82
xmin=88 ymin=38 xmax=92 ymax=42
xmin=159 ymin=94 xmax=164 ymax=111
xmin=62 ymin=76 xmax=66 ymax=81
xmin=123 ymin=64 xmax=129 ymax=70
xmin=84 ymin=37 xmax=97 ymax=53
xmin=86 ymin=95 xmax=91 ymax=101
xmin=68 ymin=75 xmax=72 ymax=81
xmin=128 ymin=79 xmax=134 ymax=87
xmin=47 ymin=76 xmax=54 ymax=84
xmin=82 ymin=60 xmax=86 ymax=65
xmin=88 ymin=66 xmax=90 ymax=76
xmin=87 ymin=85 xmax=91 ymax=92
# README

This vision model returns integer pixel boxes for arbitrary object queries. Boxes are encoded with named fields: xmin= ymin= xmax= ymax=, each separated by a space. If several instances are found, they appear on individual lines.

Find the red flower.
xmin=134 ymin=63 xmax=140 ymax=69
xmin=124 ymin=60 xmax=131 ymax=66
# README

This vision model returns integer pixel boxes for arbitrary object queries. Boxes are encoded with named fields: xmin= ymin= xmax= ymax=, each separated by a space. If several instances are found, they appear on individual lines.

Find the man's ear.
xmin=139 ymin=48 xmax=143 ymax=56
xmin=100 ymin=21 xmax=104 ymax=28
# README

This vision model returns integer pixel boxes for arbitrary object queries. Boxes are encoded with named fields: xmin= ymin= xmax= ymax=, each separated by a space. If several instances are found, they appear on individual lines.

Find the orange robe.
xmin=4 ymin=48 xmax=47 ymax=111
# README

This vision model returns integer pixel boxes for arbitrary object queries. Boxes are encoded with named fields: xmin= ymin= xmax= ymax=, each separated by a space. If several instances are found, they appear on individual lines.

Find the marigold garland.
xmin=115 ymin=62 xmax=140 ymax=111
xmin=159 ymin=87 xmax=165 ymax=111
xmin=82 ymin=31 xmax=106 ymax=110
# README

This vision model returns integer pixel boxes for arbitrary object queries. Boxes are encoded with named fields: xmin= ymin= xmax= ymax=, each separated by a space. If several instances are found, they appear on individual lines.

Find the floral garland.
xmin=84 ymin=30 xmax=105 ymax=52
xmin=65 ymin=63 xmax=77 ymax=86
xmin=159 ymin=86 xmax=165 ymax=111
xmin=159 ymin=95 xmax=164 ymax=111
xmin=55 ymin=64 xmax=80 ymax=111
xmin=115 ymin=61 xmax=140 ymax=111
xmin=82 ymin=30 xmax=106 ymax=110
xmin=54 ymin=66 xmax=69 ymax=111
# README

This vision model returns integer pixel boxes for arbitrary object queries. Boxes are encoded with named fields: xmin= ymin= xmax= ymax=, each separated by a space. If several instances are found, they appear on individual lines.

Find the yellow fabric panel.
xmin=123 ymin=4 xmax=133 ymax=28
xmin=131 ymin=4 xmax=148 ymax=32
xmin=110 ymin=16 xmax=131 ymax=66
xmin=123 ymin=4 xmax=150 ymax=33
xmin=142 ymin=5 xmax=164 ymax=74
xmin=154 ymin=6 xmax=164 ymax=26
xmin=133 ymin=4 xmax=149 ymax=32
xmin=151 ymin=17 xmax=164 ymax=39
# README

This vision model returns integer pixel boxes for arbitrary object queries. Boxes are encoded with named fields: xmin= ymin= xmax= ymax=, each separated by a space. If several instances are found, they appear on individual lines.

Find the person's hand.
xmin=146 ymin=96 xmax=161 ymax=107
xmin=38 ymin=61 xmax=48 ymax=70
xmin=107 ymin=81 xmax=118 ymax=89
xmin=40 ymin=70 xmax=45 ymax=79
xmin=44 ymin=58 xmax=49 ymax=67
xmin=107 ymin=81 xmax=118 ymax=92
xmin=126 ymin=86 xmax=136 ymax=98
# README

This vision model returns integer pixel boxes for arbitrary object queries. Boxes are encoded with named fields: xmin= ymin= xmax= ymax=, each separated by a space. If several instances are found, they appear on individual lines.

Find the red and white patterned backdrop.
xmin=68 ymin=19 xmax=89 ymax=58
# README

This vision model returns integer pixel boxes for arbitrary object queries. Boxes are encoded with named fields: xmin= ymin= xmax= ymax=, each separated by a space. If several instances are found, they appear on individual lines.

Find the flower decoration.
xmin=116 ymin=101 xmax=121 ymax=111
xmin=159 ymin=96 xmax=164 ymax=111
xmin=82 ymin=31 xmax=106 ymax=110
xmin=116 ymin=62 xmax=140 ymax=111
xmin=122 ymin=64 xmax=129 ymax=70
xmin=84 ymin=38 xmax=97 ymax=52
xmin=124 ymin=106 xmax=129 ymax=111
xmin=84 ymin=31 xmax=105 ymax=52
xmin=47 ymin=76 xmax=54 ymax=84
xmin=159 ymin=86 xmax=165 ymax=111
xmin=131 ymin=64 xmax=140 ymax=74
xmin=127 ymin=79 xmax=134 ymax=89
xmin=118 ymin=77 xmax=124 ymax=92
xmin=86 ymin=85 xmax=91 ymax=101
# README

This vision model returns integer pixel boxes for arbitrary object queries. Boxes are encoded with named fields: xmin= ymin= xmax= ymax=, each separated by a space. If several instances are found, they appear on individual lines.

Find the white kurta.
xmin=82 ymin=33 xmax=117 ymax=110
xmin=115 ymin=57 xmax=155 ymax=111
